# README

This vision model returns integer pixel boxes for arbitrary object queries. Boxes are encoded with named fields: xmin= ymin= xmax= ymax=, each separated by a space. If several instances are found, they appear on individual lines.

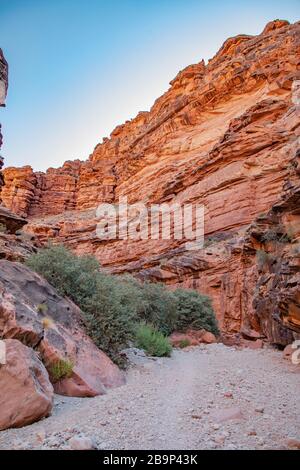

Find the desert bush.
xmin=261 ymin=229 xmax=280 ymax=243
xmin=172 ymin=289 xmax=219 ymax=335
xmin=26 ymin=244 xmax=218 ymax=364
xmin=26 ymin=244 xmax=100 ymax=302
xmin=83 ymin=273 xmax=139 ymax=362
xmin=114 ymin=276 xmax=179 ymax=335
xmin=261 ymin=228 xmax=293 ymax=244
xmin=134 ymin=323 xmax=172 ymax=357
xmin=179 ymin=338 xmax=191 ymax=348
xmin=136 ymin=281 xmax=178 ymax=335
xmin=256 ymin=249 xmax=276 ymax=270
xmin=49 ymin=359 xmax=74 ymax=382
xmin=36 ymin=303 xmax=48 ymax=314
xmin=26 ymin=245 xmax=138 ymax=363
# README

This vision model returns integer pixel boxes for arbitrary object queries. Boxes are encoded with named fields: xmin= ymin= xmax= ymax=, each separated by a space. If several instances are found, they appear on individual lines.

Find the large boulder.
xmin=0 ymin=339 xmax=53 ymax=430
xmin=0 ymin=260 xmax=125 ymax=396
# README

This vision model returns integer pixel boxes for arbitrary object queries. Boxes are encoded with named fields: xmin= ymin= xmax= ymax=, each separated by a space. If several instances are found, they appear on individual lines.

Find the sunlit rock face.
xmin=1 ymin=20 xmax=300 ymax=343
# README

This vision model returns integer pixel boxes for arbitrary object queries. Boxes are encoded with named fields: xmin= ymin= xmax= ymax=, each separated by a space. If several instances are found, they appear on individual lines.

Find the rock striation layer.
xmin=1 ymin=20 xmax=300 ymax=344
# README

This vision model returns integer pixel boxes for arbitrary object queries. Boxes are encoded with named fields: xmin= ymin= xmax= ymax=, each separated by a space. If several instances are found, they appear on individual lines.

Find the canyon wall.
xmin=1 ymin=20 xmax=300 ymax=344
xmin=0 ymin=48 xmax=8 ymax=190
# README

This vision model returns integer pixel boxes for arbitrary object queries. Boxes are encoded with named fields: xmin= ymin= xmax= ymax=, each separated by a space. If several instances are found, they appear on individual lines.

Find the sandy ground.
xmin=0 ymin=343 xmax=299 ymax=450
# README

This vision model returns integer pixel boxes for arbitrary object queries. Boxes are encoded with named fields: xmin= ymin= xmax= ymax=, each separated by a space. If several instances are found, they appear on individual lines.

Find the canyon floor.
xmin=0 ymin=344 xmax=299 ymax=451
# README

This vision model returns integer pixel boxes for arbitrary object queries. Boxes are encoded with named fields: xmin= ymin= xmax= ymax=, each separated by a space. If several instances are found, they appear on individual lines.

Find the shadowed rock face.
xmin=0 ymin=49 xmax=8 ymax=107
xmin=0 ymin=49 xmax=27 ymax=235
xmin=0 ymin=206 xmax=27 ymax=233
xmin=250 ymin=151 xmax=300 ymax=345
xmin=0 ymin=49 xmax=27 ymax=260
xmin=1 ymin=20 xmax=300 ymax=344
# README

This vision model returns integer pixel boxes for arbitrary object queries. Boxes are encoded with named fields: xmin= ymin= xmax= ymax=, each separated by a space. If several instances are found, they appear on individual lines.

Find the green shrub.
xmin=261 ymin=228 xmax=293 ymax=244
xmin=36 ymin=303 xmax=48 ymax=314
xmin=82 ymin=273 xmax=139 ymax=363
xmin=173 ymin=289 xmax=219 ymax=335
xmin=49 ymin=359 xmax=74 ymax=382
xmin=136 ymin=281 xmax=178 ymax=335
xmin=26 ymin=245 xmax=137 ymax=364
xmin=135 ymin=323 xmax=172 ymax=357
xmin=256 ymin=249 xmax=276 ymax=270
xmin=26 ymin=244 xmax=100 ymax=301
xmin=261 ymin=229 xmax=280 ymax=243
xmin=261 ymin=228 xmax=293 ymax=243
xmin=179 ymin=338 xmax=191 ymax=348
xmin=26 ymin=244 xmax=218 ymax=364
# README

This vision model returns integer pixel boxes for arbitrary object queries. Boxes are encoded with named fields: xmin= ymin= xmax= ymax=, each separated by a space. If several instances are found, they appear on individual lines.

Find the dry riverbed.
xmin=0 ymin=343 xmax=299 ymax=450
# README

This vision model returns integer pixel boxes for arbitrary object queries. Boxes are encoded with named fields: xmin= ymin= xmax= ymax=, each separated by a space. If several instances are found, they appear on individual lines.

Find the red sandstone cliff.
xmin=1 ymin=20 xmax=300 ymax=344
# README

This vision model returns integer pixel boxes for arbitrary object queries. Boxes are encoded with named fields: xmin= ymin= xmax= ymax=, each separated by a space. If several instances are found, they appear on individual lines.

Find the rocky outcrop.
xmin=1 ymin=20 xmax=300 ymax=344
xmin=0 ymin=48 xmax=8 ymax=195
xmin=0 ymin=50 xmax=27 ymax=236
xmin=249 ymin=160 xmax=300 ymax=345
xmin=1 ymin=162 xmax=82 ymax=218
xmin=0 ymin=339 xmax=53 ymax=430
xmin=0 ymin=205 xmax=27 ymax=233
xmin=0 ymin=260 xmax=125 ymax=397
xmin=0 ymin=49 xmax=8 ymax=107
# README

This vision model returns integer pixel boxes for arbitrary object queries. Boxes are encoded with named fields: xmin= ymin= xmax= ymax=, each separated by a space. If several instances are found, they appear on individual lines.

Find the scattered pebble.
xmin=0 ymin=346 xmax=298 ymax=450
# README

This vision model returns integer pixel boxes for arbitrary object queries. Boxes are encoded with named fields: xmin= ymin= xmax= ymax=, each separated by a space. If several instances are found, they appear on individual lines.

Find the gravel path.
xmin=0 ymin=344 xmax=299 ymax=450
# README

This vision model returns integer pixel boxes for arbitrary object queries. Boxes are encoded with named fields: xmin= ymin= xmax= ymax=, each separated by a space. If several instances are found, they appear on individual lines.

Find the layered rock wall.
xmin=1 ymin=20 xmax=300 ymax=343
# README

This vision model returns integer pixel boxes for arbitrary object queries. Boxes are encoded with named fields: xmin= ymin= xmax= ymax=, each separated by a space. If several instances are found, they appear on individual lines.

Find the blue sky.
xmin=0 ymin=0 xmax=299 ymax=171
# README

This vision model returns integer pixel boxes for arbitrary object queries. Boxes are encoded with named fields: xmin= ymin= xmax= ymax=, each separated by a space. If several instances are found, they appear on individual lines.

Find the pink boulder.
xmin=40 ymin=326 xmax=124 ymax=397
xmin=169 ymin=329 xmax=217 ymax=348
xmin=0 ymin=260 xmax=125 ymax=397
xmin=0 ymin=339 xmax=53 ymax=430
xmin=169 ymin=332 xmax=198 ymax=348
xmin=200 ymin=331 xmax=217 ymax=344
